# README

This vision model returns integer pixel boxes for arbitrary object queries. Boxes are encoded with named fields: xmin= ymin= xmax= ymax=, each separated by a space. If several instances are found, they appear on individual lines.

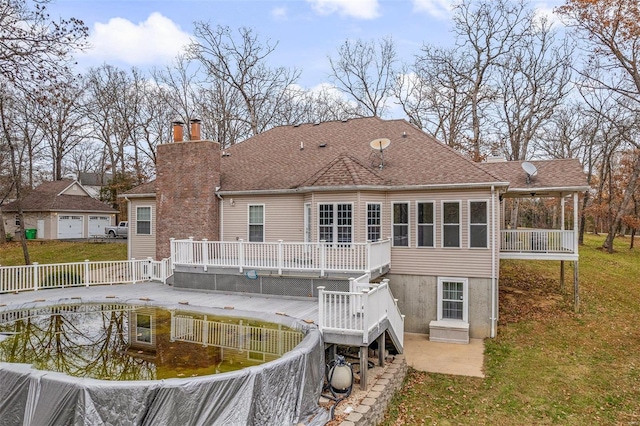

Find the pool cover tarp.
xmin=0 ymin=318 xmax=329 ymax=426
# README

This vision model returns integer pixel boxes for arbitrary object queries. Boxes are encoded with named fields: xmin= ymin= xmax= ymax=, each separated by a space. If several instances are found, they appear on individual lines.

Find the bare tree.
xmin=36 ymin=76 xmax=88 ymax=180
xmin=328 ymin=37 xmax=397 ymax=118
xmin=151 ymin=55 xmax=201 ymax=141
xmin=558 ymin=0 xmax=640 ymax=252
xmin=83 ymin=64 xmax=134 ymax=177
xmin=451 ymin=0 xmax=531 ymax=160
xmin=395 ymin=49 xmax=473 ymax=151
xmin=0 ymin=87 xmax=34 ymax=261
xmin=0 ymin=0 xmax=88 ymax=90
xmin=189 ymin=24 xmax=300 ymax=139
xmin=496 ymin=17 xmax=574 ymax=160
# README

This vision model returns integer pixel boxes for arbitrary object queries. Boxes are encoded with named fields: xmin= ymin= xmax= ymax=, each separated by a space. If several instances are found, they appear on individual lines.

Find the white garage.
xmin=58 ymin=215 xmax=83 ymax=239
xmin=88 ymin=216 xmax=110 ymax=237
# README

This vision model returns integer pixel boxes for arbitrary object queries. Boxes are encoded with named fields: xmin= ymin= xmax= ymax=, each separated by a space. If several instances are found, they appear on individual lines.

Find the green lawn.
xmin=0 ymin=240 xmax=127 ymax=266
xmin=383 ymin=234 xmax=640 ymax=425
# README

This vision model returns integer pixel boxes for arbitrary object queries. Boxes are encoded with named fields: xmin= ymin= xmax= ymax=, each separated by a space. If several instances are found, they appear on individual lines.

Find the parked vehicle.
xmin=105 ymin=221 xmax=128 ymax=238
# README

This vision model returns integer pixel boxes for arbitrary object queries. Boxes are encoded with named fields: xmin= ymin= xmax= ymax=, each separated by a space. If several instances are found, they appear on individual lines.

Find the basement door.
xmin=58 ymin=215 xmax=83 ymax=239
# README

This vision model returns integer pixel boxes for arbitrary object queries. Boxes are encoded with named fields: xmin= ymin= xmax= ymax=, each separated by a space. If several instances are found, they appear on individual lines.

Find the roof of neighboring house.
xmin=219 ymin=117 xmax=505 ymax=192
xmin=479 ymin=159 xmax=589 ymax=195
xmin=1 ymin=179 xmax=117 ymax=213
xmin=78 ymin=172 xmax=113 ymax=187
xmin=122 ymin=181 xmax=157 ymax=197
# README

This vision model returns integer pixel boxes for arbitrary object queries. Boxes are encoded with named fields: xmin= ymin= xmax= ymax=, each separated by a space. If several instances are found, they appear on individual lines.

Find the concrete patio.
xmin=403 ymin=332 xmax=485 ymax=377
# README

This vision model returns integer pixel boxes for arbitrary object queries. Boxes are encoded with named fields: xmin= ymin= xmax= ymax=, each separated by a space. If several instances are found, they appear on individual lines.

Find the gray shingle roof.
xmin=1 ymin=179 xmax=116 ymax=213
xmin=479 ymin=159 xmax=589 ymax=194
xmin=123 ymin=118 xmax=589 ymax=196
xmin=220 ymin=117 xmax=503 ymax=192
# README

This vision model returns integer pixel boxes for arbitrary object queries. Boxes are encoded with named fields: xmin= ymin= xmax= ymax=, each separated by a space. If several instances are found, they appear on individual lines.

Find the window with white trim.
xmin=15 ymin=215 xmax=20 ymax=226
xmin=248 ymin=205 xmax=264 ymax=242
xmin=442 ymin=201 xmax=460 ymax=248
xmin=318 ymin=203 xmax=352 ymax=244
xmin=417 ymin=202 xmax=434 ymax=247
xmin=392 ymin=202 xmax=409 ymax=247
xmin=366 ymin=203 xmax=381 ymax=241
xmin=135 ymin=313 xmax=153 ymax=343
xmin=136 ymin=206 xmax=151 ymax=235
xmin=437 ymin=277 xmax=468 ymax=322
xmin=469 ymin=201 xmax=488 ymax=248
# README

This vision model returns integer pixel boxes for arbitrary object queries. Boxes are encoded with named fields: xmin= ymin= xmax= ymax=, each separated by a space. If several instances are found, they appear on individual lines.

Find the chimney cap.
xmin=172 ymin=119 xmax=184 ymax=125
xmin=190 ymin=118 xmax=202 ymax=124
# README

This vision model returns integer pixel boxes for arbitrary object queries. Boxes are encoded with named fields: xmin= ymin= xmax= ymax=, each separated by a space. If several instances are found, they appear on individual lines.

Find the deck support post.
xmin=560 ymin=261 xmax=565 ymax=291
xmin=574 ymin=261 xmax=579 ymax=312
xmin=359 ymin=346 xmax=368 ymax=390
xmin=377 ymin=333 xmax=385 ymax=367
xmin=326 ymin=344 xmax=336 ymax=362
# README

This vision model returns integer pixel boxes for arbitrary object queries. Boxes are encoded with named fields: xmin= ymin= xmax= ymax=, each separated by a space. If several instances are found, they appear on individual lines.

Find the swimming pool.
xmin=0 ymin=299 xmax=328 ymax=425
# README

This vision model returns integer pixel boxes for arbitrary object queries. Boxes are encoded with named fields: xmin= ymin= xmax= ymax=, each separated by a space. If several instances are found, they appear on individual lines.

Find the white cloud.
xmin=412 ymin=0 xmax=454 ymax=19
xmin=271 ymin=7 xmax=288 ymax=20
xmin=82 ymin=12 xmax=192 ymax=66
xmin=306 ymin=0 xmax=380 ymax=20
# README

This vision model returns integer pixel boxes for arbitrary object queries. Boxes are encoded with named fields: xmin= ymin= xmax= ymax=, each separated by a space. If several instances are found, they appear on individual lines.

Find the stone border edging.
xmin=339 ymin=354 xmax=407 ymax=426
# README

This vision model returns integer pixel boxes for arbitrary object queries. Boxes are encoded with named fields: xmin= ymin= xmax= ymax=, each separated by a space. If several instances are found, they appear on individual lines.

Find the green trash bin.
xmin=25 ymin=229 xmax=37 ymax=240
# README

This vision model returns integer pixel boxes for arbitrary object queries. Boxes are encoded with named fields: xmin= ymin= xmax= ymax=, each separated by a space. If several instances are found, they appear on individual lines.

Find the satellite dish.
xmin=370 ymin=138 xmax=391 ymax=151
xmin=522 ymin=161 xmax=538 ymax=184
xmin=369 ymin=138 xmax=391 ymax=169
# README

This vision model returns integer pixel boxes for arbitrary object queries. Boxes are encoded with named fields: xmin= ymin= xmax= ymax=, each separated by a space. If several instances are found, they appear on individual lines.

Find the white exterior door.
xmin=88 ymin=216 xmax=110 ymax=236
xmin=37 ymin=220 xmax=45 ymax=239
xmin=58 ymin=215 xmax=83 ymax=239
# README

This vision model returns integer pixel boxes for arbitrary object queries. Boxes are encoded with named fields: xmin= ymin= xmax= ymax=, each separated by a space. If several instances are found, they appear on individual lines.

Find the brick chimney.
xmin=155 ymin=119 xmax=221 ymax=259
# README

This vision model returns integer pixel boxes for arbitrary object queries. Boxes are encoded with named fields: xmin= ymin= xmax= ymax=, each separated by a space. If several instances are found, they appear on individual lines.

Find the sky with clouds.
xmin=47 ymin=0 xmax=564 ymax=89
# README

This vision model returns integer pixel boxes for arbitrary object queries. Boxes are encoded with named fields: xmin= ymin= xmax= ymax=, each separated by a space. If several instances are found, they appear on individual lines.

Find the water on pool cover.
xmin=0 ymin=304 xmax=303 ymax=381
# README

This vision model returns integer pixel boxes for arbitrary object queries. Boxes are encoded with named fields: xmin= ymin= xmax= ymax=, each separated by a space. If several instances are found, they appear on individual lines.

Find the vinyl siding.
xmin=130 ymin=198 xmax=156 ymax=259
xmin=385 ymin=189 xmax=496 ymax=278
xmin=222 ymin=194 xmax=305 ymax=242
xmin=218 ymin=188 xmax=500 ymax=279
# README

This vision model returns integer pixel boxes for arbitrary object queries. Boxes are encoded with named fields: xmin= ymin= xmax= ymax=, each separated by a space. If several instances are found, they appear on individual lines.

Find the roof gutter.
xmin=216 ymin=181 xmax=511 ymax=196
xmin=117 ymin=193 xmax=156 ymax=199
xmin=503 ymin=186 xmax=590 ymax=195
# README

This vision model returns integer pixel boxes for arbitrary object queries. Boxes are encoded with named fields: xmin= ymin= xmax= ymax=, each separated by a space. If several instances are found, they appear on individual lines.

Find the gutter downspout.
xmin=490 ymin=185 xmax=497 ymax=338
xmin=125 ymin=196 xmax=132 ymax=260
xmin=215 ymin=188 xmax=223 ymax=241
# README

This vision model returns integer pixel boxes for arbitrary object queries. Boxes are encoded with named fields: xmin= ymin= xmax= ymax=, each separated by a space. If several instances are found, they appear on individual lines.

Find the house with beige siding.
xmin=122 ymin=117 xmax=588 ymax=344
xmin=2 ymin=179 xmax=116 ymax=240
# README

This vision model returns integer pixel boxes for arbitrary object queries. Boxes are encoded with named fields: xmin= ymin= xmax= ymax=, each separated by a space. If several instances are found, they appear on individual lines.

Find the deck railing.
xmin=500 ymin=229 xmax=576 ymax=253
xmin=318 ymin=278 xmax=404 ymax=348
xmin=171 ymin=238 xmax=391 ymax=276
xmin=170 ymin=313 xmax=303 ymax=357
xmin=0 ymin=258 xmax=172 ymax=294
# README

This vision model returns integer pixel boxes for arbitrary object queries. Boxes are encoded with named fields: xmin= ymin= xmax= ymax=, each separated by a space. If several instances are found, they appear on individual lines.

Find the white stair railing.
xmin=318 ymin=277 xmax=404 ymax=350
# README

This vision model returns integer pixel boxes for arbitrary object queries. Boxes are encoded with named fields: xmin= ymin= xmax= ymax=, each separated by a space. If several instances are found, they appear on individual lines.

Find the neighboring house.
xmin=78 ymin=172 xmax=113 ymax=199
xmin=2 ymin=179 xmax=117 ymax=240
xmin=122 ymin=117 xmax=588 ymax=343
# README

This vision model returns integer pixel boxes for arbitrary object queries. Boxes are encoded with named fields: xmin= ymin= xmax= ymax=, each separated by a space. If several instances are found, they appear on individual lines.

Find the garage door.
xmin=88 ymin=216 xmax=110 ymax=237
xmin=58 ymin=215 xmax=83 ymax=239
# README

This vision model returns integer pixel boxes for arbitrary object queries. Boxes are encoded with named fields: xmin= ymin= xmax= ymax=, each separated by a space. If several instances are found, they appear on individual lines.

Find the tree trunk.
xmin=7 ymin=138 xmax=30 ymax=264
xmin=579 ymin=191 xmax=589 ymax=245
xmin=602 ymin=154 xmax=640 ymax=253
xmin=0 ymin=207 xmax=6 ymax=245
